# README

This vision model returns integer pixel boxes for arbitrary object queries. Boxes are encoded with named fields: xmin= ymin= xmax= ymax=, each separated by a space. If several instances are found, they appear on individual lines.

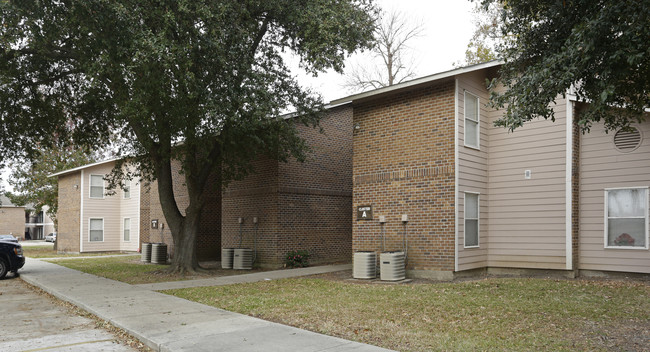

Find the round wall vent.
xmin=613 ymin=127 xmax=642 ymax=152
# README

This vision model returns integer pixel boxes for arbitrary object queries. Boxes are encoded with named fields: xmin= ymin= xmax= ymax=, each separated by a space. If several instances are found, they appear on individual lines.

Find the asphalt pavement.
xmin=0 ymin=275 xmax=135 ymax=351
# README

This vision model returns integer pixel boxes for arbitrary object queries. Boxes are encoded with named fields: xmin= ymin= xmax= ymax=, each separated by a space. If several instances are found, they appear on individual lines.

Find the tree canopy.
xmin=0 ymin=0 xmax=376 ymax=272
xmin=6 ymin=145 xmax=97 ymax=224
xmin=484 ymin=0 xmax=650 ymax=132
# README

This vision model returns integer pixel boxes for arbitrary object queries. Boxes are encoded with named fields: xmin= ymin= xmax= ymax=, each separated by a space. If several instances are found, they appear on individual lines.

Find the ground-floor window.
xmin=123 ymin=218 xmax=131 ymax=242
xmin=605 ymin=187 xmax=648 ymax=249
xmin=464 ymin=192 xmax=479 ymax=248
xmin=89 ymin=218 xmax=104 ymax=242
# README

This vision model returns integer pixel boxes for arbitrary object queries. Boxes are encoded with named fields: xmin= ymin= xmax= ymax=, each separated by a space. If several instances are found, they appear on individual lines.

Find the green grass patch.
xmin=49 ymin=256 xmax=266 ymax=285
xmin=165 ymin=277 xmax=650 ymax=351
xmin=24 ymin=246 xmax=126 ymax=258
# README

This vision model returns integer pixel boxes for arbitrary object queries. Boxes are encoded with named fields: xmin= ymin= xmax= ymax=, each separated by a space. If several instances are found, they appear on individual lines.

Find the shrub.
xmin=285 ymin=250 xmax=310 ymax=268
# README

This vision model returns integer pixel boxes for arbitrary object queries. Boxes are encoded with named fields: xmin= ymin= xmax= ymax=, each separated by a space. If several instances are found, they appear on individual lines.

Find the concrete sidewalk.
xmin=21 ymin=259 xmax=392 ymax=352
xmin=136 ymin=263 xmax=352 ymax=291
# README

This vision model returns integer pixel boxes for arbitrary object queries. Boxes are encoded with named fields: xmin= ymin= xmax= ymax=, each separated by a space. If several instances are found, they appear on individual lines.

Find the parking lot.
xmin=0 ymin=276 xmax=137 ymax=351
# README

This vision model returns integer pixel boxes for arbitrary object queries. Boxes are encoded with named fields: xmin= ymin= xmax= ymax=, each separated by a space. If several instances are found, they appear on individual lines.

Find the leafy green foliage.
xmin=0 ymin=1 xmax=376 ymax=271
xmin=484 ymin=0 xmax=650 ymax=132
xmin=458 ymin=1 xmax=502 ymax=66
xmin=284 ymin=250 xmax=310 ymax=268
xmin=6 ymin=146 xmax=96 ymax=223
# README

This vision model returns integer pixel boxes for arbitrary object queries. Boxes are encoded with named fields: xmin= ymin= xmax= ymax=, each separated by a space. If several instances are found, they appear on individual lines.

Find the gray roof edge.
xmin=48 ymin=158 xmax=119 ymax=178
xmin=328 ymin=60 xmax=503 ymax=106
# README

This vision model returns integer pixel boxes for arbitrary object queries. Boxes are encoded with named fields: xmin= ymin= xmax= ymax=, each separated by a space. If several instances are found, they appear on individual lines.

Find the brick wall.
xmin=57 ymin=172 xmax=81 ymax=253
xmin=222 ymin=106 xmax=354 ymax=267
xmin=352 ymin=81 xmax=456 ymax=274
xmin=0 ymin=207 xmax=25 ymax=239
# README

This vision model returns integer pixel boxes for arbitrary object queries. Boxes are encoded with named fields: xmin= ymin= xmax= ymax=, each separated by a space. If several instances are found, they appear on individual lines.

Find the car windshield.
xmin=0 ymin=235 xmax=14 ymax=239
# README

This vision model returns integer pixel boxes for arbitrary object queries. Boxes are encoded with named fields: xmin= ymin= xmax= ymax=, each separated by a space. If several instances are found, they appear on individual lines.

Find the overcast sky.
xmin=296 ymin=0 xmax=475 ymax=103
xmin=0 ymin=1 xmax=475 ymax=193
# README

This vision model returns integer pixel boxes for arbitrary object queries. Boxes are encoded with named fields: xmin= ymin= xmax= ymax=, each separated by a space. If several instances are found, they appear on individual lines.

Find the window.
xmin=464 ymin=192 xmax=479 ymax=248
xmin=90 ymin=175 xmax=104 ymax=198
xmin=605 ymin=188 xmax=648 ymax=249
xmin=89 ymin=218 xmax=104 ymax=242
xmin=464 ymin=91 xmax=480 ymax=149
xmin=123 ymin=218 xmax=131 ymax=242
xmin=123 ymin=180 xmax=131 ymax=199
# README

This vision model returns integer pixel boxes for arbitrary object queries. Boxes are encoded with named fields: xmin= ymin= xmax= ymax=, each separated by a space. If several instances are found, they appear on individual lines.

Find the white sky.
xmin=0 ymin=1 xmax=475 ymax=193
xmin=296 ymin=0 xmax=475 ymax=103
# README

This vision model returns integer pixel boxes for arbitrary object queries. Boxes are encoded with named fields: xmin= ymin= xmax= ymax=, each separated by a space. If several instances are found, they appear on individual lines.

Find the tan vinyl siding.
xmin=81 ymin=162 xmax=140 ymax=252
xmin=579 ymin=117 xmax=650 ymax=274
xmin=457 ymin=72 xmax=489 ymax=271
xmin=485 ymin=94 xmax=568 ymax=270
xmin=119 ymin=174 xmax=140 ymax=251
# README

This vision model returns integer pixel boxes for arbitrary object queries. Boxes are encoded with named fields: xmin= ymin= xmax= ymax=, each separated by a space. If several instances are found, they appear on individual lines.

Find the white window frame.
xmin=123 ymin=217 xmax=131 ymax=242
xmin=463 ymin=91 xmax=480 ymax=150
xmin=88 ymin=218 xmax=104 ymax=242
xmin=464 ymin=191 xmax=480 ymax=248
xmin=123 ymin=179 xmax=131 ymax=199
xmin=89 ymin=174 xmax=105 ymax=199
xmin=604 ymin=187 xmax=649 ymax=250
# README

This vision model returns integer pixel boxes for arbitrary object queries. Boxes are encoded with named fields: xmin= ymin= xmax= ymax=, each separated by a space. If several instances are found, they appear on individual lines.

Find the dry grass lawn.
xmin=49 ymin=256 xmax=267 ymax=284
xmin=24 ymin=246 xmax=126 ymax=258
xmin=165 ymin=273 xmax=650 ymax=351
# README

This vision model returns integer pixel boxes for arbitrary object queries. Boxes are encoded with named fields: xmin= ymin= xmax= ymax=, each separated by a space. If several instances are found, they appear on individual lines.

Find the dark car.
xmin=0 ymin=234 xmax=18 ymax=243
xmin=0 ymin=240 xmax=25 ymax=279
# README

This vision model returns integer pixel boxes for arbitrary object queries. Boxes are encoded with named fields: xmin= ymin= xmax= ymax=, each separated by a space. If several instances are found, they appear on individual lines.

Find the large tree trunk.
xmin=168 ymin=206 xmax=201 ymax=274
xmin=155 ymin=158 xmax=205 ymax=274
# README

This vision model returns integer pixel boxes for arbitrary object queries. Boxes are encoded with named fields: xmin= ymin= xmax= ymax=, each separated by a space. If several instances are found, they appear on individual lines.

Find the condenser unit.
xmin=233 ymin=248 xmax=253 ymax=270
xmin=221 ymin=248 xmax=234 ymax=269
xmin=380 ymin=251 xmax=405 ymax=281
xmin=353 ymin=251 xmax=377 ymax=279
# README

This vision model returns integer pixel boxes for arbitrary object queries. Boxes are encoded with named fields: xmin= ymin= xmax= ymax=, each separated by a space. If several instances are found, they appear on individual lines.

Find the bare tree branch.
xmin=344 ymin=10 xmax=424 ymax=92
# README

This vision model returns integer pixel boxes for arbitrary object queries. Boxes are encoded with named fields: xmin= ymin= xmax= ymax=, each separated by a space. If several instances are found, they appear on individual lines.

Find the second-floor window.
xmin=464 ymin=91 xmax=480 ymax=149
xmin=90 ymin=175 xmax=104 ymax=198
xmin=124 ymin=180 xmax=131 ymax=199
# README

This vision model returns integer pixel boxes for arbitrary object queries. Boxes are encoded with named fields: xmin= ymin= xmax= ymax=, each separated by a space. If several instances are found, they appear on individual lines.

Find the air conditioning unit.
xmin=151 ymin=243 xmax=168 ymax=264
xmin=233 ymin=248 xmax=253 ymax=270
xmin=141 ymin=243 xmax=152 ymax=263
xmin=221 ymin=248 xmax=234 ymax=269
xmin=380 ymin=251 xmax=405 ymax=281
xmin=353 ymin=251 xmax=377 ymax=279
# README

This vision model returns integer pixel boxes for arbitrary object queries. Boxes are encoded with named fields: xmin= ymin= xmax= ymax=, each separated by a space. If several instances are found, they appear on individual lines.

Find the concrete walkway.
xmin=136 ymin=264 xmax=352 ymax=291
xmin=21 ymin=259 xmax=392 ymax=352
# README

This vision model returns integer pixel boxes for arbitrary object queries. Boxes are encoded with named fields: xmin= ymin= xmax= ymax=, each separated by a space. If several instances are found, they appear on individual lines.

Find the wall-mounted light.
xmin=74 ymin=184 xmax=79 ymax=189
xmin=354 ymin=124 xmax=361 ymax=131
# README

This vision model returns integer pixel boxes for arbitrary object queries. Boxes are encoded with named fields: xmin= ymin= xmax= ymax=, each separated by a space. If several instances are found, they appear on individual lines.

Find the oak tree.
xmin=0 ymin=0 xmax=376 ymax=273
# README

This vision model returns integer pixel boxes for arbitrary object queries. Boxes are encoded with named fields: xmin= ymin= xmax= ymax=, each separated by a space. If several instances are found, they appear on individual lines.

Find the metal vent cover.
xmin=614 ymin=127 xmax=642 ymax=152
xmin=380 ymin=251 xmax=406 ymax=281
xmin=353 ymin=251 xmax=377 ymax=279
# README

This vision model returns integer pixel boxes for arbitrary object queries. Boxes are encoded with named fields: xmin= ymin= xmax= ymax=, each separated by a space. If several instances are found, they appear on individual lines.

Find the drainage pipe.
xmin=252 ymin=217 xmax=258 ymax=263
xmin=402 ymin=219 xmax=408 ymax=267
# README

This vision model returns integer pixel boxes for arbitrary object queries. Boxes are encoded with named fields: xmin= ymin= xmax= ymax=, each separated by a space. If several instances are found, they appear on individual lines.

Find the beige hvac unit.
xmin=233 ymin=248 xmax=253 ymax=270
xmin=353 ymin=251 xmax=377 ymax=279
xmin=380 ymin=251 xmax=405 ymax=281
xmin=141 ymin=243 xmax=152 ymax=263
xmin=221 ymin=248 xmax=234 ymax=269
xmin=151 ymin=243 xmax=168 ymax=264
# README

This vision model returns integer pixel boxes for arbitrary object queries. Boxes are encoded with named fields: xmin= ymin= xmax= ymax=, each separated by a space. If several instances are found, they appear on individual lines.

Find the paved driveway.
xmin=0 ymin=276 xmax=136 ymax=351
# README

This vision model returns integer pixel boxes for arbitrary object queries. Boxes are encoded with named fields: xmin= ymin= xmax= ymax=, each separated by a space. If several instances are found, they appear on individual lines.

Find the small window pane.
xmin=608 ymin=218 xmax=646 ymax=247
xmin=89 ymin=219 xmax=103 ymax=242
xmin=124 ymin=180 xmax=131 ymax=199
xmin=465 ymin=120 xmax=478 ymax=147
xmin=608 ymin=189 xmax=646 ymax=217
xmin=465 ymin=220 xmax=478 ymax=247
xmin=465 ymin=94 xmax=478 ymax=121
xmin=124 ymin=218 xmax=131 ymax=241
xmin=90 ymin=175 xmax=104 ymax=198
xmin=465 ymin=193 xmax=479 ymax=218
